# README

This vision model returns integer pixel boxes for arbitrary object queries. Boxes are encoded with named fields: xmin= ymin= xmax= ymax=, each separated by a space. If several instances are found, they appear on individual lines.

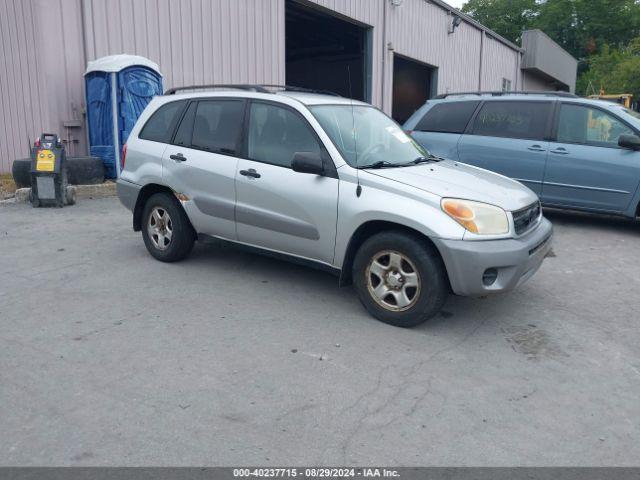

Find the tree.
xmin=536 ymin=0 xmax=640 ymax=60
xmin=461 ymin=0 xmax=640 ymax=60
xmin=462 ymin=0 xmax=538 ymax=44
xmin=461 ymin=0 xmax=640 ymax=96
xmin=577 ymin=38 xmax=640 ymax=96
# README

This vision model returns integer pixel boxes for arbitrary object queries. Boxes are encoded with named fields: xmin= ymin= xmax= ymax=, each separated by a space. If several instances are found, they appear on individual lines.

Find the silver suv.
xmin=117 ymin=85 xmax=553 ymax=327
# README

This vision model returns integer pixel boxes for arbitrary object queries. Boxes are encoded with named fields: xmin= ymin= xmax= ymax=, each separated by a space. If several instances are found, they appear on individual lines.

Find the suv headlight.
xmin=441 ymin=198 xmax=509 ymax=235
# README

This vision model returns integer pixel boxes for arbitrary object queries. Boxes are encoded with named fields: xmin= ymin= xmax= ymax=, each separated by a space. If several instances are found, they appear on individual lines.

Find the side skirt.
xmin=197 ymin=234 xmax=342 ymax=278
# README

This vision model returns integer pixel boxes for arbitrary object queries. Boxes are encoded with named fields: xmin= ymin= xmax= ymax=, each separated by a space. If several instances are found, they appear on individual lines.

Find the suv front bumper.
xmin=433 ymin=217 xmax=553 ymax=296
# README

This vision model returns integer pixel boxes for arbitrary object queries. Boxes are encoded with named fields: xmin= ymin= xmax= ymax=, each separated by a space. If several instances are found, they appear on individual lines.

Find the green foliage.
xmin=461 ymin=0 xmax=640 ymax=96
xmin=578 ymin=39 xmax=640 ymax=96
xmin=536 ymin=0 xmax=640 ymax=60
xmin=462 ymin=0 xmax=538 ymax=44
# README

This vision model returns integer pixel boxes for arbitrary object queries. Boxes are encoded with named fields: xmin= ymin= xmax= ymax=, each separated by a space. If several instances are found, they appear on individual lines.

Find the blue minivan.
xmin=404 ymin=92 xmax=640 ymax=219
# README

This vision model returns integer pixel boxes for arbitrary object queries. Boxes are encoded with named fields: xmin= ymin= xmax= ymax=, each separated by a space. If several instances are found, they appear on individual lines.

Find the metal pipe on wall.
xmin=478 ymin=30 xmax=484 ymax=91
xmin=381 ymin=0 xmax=388 ymax=112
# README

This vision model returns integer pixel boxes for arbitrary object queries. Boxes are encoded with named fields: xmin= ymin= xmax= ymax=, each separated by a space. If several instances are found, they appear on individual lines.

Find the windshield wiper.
xmin=359 ymin=161 xmax=399 ymax=169
xmin=360 ymin=155 xmax=444 ymax=169
xmin=401 ymin=154 xmax=444 ymax=166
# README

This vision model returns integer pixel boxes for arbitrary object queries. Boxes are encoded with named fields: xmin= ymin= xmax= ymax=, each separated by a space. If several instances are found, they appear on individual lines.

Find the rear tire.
xmin=141 ymin=192 xmax=195 ymax=262
xmin=352 ymin=231 xmax=448 ymax=328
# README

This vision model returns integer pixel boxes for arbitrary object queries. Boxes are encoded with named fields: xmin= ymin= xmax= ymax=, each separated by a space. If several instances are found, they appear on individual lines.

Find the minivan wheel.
xmin=141 ymin=193 xmax=195 ymax=262
xmin=353 ymin=231 xmax=448 ymax=328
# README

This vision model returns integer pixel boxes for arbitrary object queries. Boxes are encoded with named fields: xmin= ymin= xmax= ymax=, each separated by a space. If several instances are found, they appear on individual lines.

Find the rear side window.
xmin=415 ymin=101 xmax=479 ymax=134
xmin=139 ymin=101 xmax=186 ymax=143
xmin=191 ymin=100 xmax=245 ymax=154
xmin=471 ymin=101 xmax=552 ymax=141
xmin=173 ymin=102 xmax=197 ymax=146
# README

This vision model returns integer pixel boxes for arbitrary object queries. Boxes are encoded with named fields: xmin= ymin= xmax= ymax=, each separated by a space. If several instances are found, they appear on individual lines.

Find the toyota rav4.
xmin=117 ymin=85 xmax=553 ymax=327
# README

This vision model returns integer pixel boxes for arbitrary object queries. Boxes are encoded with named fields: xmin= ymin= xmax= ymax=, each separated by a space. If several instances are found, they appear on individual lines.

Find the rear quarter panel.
xmin=119 ymin=138 xmax=166 ymax=186
xmin=119 ymin=97 xmax=168 ymax=187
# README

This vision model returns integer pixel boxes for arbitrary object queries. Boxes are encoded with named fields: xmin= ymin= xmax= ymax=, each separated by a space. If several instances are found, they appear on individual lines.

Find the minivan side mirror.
xmin=618 ymin=134 xmax=640 ymax=151
xmin=291 ymin=152 xmax=325 ymax=175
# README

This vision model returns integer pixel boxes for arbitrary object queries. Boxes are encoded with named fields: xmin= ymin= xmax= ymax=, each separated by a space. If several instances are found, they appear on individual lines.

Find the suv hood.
xmin=365 ymin=160 xmax=538 ymax=211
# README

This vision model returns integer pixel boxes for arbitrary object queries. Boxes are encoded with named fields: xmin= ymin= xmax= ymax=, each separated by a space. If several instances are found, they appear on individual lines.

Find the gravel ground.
xmin=1 ymin=198 xmax=639 ymax=466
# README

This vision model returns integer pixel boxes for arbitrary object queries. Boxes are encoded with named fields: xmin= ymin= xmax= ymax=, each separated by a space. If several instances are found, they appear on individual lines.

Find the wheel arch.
xmin=133 ymin=183 xmax=194 ymax=233
xmin=338 ymin=220 xmax=451 ymax=291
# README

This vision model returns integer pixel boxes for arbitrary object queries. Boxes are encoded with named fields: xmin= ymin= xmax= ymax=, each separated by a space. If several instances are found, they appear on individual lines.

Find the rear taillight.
xmin=121 ymin=144 xmax=127 ymax=170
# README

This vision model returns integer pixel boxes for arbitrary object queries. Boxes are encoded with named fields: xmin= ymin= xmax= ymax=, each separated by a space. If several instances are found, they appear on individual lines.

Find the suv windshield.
xmin=310 ymin=105 xmax=429 ymax=168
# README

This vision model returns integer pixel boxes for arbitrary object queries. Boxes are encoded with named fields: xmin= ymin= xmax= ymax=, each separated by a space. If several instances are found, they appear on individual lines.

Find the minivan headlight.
xmin=441 ymin=198 xmax=509 ymax=235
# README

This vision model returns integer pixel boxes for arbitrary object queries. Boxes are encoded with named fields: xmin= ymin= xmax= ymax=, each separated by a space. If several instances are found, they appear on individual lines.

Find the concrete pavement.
xmin=1 ymin=198 xmax=639 ymax=466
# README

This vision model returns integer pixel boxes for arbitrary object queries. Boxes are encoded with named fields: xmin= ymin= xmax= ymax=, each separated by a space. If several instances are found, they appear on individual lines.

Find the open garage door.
xmin=286 ymin=0 xmax=371 ymax=101
xmin=392 ymin=54 xmax=436 ymax=124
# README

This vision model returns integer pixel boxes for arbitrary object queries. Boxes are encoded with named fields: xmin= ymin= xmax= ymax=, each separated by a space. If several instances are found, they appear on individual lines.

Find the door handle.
xmin=170 ymin=153 xmax=187 ymax=162
xmin=239 ymin=168 xmax=261 ymax=179
xmin=528 ymin=145 xmax=545 ymax=152
xmin=550 ymin=148 xmax=569 ymax=155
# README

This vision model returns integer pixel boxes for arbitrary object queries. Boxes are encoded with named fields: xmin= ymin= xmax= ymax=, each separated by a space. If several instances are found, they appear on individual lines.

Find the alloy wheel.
xmin=366 ymin=250 xmax=421 ymax=311
xmin=147 ymin=207 xmax=173 ymax=251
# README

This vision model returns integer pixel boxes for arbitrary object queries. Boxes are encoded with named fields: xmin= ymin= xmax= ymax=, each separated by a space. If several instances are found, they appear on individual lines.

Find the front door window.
xmin=557 ymin=104 xmax=634 ymax=148
xmin=247 ymin=102 xmax=322 ymax=168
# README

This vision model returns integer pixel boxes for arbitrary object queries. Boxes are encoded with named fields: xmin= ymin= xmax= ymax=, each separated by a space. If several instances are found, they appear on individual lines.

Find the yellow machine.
xmin=588 ymin=92 xmax=634 ymax=109
xmin=29 ymin=133 xmax=75 ymax=207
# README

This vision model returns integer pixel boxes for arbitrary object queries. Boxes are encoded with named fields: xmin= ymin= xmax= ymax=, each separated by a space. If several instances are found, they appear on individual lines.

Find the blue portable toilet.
xmin=85 ymin=55 xmax=163 ymax=178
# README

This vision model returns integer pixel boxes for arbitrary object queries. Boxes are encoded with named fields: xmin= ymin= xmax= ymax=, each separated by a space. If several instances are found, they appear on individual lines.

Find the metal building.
xmin=0 ymin=0 xmax=577 ymax=174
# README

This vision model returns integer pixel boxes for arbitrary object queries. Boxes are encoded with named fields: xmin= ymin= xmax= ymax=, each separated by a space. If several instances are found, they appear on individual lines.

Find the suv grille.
xmin=512 ymin=202 xmax=541 ymax=235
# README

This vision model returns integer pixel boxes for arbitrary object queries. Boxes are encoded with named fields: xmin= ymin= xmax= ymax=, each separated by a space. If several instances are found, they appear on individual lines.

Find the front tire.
xmin=141 ymin=192 xmax=195 ymax=262
xmin=352 ymin=231 xmax=448 ymax=328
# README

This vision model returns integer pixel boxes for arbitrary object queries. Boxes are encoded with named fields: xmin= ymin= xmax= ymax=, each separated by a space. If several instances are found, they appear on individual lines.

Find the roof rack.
xmin=164 ymin=84 xmax=341 ymax=97
xmin=434 ymin=91 xmax=578 ymax=99
xmin=259 ymin=84 xmax=341 ymax=97
xmin=165 ymin=84 xmax=270 ymax=95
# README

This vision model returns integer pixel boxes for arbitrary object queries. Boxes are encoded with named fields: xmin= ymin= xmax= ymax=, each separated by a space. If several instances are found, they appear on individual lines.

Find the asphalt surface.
xmin=1 ymin=197 xmax=639 ymax=466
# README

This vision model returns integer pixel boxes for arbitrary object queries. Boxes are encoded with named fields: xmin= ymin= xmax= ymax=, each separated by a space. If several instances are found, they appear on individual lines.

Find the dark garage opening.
xmin=286 ymin=0 xmax=370 ymax=101
xmin=392 ymin=54 xmax=436 ymax=124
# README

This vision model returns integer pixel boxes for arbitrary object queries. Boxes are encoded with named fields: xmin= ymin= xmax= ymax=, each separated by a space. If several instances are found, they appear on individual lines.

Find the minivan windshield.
xmin=619 ymin=106 xmax=640 ymax=122
xmin=310 ymin=105 xmax=430 ymax=168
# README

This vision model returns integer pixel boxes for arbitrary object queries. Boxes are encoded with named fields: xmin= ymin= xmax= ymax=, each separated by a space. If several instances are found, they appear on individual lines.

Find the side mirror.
xmin=291 ymin=152 xmax=325 ymax=175
xmin=618 ymin=134 xmax=640 ymax=151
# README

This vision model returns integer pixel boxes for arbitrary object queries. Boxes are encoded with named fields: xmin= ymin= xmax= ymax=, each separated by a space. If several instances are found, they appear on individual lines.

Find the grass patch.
xmin=0 ymin=173 xmax=17 ymax=197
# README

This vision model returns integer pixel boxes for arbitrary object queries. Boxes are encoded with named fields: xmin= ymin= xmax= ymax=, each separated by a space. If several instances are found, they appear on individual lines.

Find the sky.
xmin=447 ymin=0 xmax=466 ymax=9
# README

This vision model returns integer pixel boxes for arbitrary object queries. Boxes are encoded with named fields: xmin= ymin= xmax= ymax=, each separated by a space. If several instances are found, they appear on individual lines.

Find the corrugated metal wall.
xmin=481 ymin=34 xmax=521 ymax=91
xmin=82 ymin=0 xmax=285 ymax=91
xmin=307 ymin=0 xmax=521 ymax=112
xmin=0 ymin=0 xmax=38 ymax=174
xmin=386 ymin=0 xmax=484 ymax=99
xmin=0 ymin=0 xmax=90 ymax=173
xmin=0 ymin=0 xmax=525 ymax=174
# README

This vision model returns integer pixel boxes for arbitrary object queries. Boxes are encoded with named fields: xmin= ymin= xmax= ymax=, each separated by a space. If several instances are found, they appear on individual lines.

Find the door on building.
xmin=285 ymin=0 xmax=371 ymax=101
xmin=392 ymin=55 xmax=436 ymax=124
